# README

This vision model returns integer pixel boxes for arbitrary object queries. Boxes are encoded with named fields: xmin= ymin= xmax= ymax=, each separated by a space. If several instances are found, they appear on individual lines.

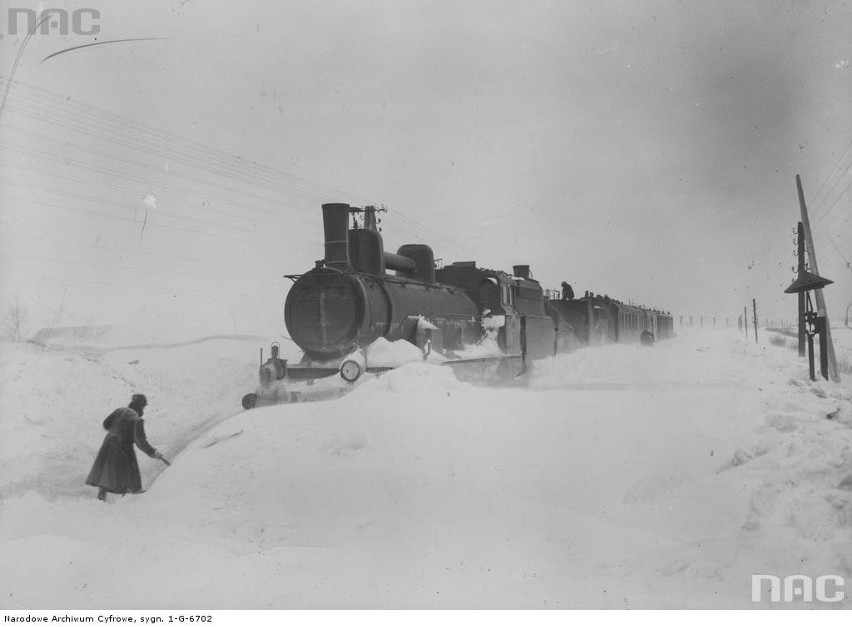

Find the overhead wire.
xmin=1 ymin=108 xmax=476 ymax=255
xmin=0 ymin=122 xmax=320 ymax=213
xmin=809 ymin=134 xmax=852 ymax=208
xmin=2 ymin=250 xmax=271 ymax=286
xmin=1 ymin=75 xmax=483 ymax=256
xmin=0 ymin=232 xmax=234 ymax=268
xmin=0 ymin=178 xmax=288 ymax=243
xmin=0 ymin=272 xmax=219 ymax=297
xmin=1 ymin=78 xmax=367 ymax=210
xmin=810 ymin=158 xmax=852 ymax=223
xmin=0 ymin=72 xmax=489 ymax=306
xmin=0 ymin=139 xmax=302 ymax=223
xmin=0 ymin=189 xmax=278 ymax=247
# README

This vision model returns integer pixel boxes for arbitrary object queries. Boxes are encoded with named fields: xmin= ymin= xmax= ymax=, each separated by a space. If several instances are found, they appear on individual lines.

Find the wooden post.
xmin=744 ymin=306 xmax=748 ymax=339
xmin=808 ymin=330 xmax=816 ymax=380
xmin=817 ymin=315 xmax=829 ymax=379
xmin=796 ymin=221 xmax=806 ymax=357
xmin=753 ymin=299 xmax=758 ymax=344
xmin=797 ymin=175 xmax=840 ymax=381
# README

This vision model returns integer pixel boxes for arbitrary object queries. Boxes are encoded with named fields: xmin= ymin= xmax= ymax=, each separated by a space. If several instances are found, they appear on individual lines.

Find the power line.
xmin=811 ymin=183 xmax=851 ymax=230
xmin=1 ymin=250 xmax=270 ymax=286
xmin=0 ymin=272 xmax=219 ymax=297
xmin=811 ymin=158 xmax=852 ymax=222
xmin=0 ymin=139 xmax=298 ymax=222
xmin=0 ymin=76 xmax=371 ymax=205
xmin=0 ymin=189 xmax=277 ymax=247
xmin=0 ymin=232 xmax=234 ymax=267
xmin=0 ymin=178 xmax=287 ymax=242
xmin=0 ymin=79 xmax=367 ymax=213
xmin=0 ymin=120 xmax=328 ymax=214
xmin=0 ymin=74 xmax=482 ymax=256
xmin=810 ymin=134 xmax=852 ymax=206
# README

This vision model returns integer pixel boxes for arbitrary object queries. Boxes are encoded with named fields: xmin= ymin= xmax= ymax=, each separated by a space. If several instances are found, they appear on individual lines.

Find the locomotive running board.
xmin=283 ymin=365 xmax=394 ymax=380
xmin=285 ymin=367 xmax=339 ymax=380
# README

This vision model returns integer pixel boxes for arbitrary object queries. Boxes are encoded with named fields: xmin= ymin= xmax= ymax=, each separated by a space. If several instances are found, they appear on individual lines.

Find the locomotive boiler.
xmin=285 ymin=203 xmax=482 ymax=360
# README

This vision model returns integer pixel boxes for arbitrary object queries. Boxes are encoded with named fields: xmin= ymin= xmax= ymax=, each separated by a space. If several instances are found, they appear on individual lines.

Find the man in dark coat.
xmin=561 ymin=281 xmax=574 ymax=301
xmin=86 ymin=394 xmax=169 ymax=501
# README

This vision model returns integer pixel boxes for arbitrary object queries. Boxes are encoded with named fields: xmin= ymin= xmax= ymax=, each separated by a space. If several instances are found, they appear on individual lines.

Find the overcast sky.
xmin=1 ymin=0 xmax=850 ymax=337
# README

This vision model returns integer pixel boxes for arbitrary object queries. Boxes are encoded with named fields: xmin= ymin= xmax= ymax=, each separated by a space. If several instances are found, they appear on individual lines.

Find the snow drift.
xmin=1 ymin=328 xmax=852 ymax=608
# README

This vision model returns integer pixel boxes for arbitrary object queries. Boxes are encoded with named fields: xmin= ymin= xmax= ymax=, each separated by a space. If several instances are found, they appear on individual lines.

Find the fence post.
xmin=753 ymin=299 xmax=758 ymax=344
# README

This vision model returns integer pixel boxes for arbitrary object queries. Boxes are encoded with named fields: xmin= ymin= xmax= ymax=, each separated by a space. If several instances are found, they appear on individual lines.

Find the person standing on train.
xmin=86 ymin=394 xmax=170 ymax=501
xmin=561 ymin=281 xmax=574 ymax=301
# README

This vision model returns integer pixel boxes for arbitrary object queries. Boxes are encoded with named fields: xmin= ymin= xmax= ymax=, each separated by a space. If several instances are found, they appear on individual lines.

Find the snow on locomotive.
xmin=241 ymin=203 xmax=672 ymax=408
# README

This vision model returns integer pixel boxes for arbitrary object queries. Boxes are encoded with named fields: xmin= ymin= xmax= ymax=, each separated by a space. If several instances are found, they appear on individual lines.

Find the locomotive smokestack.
xmin=322 ymin=203 xmax=351 ymax=269
xmin=513 ymin=265 xmax=530 ymax=279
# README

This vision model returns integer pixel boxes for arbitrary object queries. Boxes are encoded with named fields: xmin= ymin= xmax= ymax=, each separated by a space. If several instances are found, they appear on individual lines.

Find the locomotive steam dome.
xmin=285 ymin=269 xmax=364 ymax=358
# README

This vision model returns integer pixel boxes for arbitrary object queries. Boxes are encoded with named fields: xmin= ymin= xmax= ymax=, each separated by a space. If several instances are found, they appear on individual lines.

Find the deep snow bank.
xmin=1 ymin=330 xmax=852 ymax=608
xmin=0 ymin=336 xmax=261 ymax=500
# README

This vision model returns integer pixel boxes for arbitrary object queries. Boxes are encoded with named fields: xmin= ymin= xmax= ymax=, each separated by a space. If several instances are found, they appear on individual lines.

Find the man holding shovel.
xmin=86 ymin=394 xmax=170 ymax=501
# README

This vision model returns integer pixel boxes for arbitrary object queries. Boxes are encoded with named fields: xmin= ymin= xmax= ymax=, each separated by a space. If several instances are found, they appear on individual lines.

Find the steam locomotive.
xmin=241 ymin=203 xmax=673 ymax=408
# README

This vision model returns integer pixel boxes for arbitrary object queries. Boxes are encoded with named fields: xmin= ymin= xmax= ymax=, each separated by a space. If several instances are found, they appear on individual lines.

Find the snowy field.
xmin=1 ymin=327 xmax=852 ymax=609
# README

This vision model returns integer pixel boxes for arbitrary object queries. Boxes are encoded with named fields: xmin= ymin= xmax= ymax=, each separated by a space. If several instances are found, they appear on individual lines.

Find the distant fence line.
xmin=674 ymin=316 xmax=791 ymax=330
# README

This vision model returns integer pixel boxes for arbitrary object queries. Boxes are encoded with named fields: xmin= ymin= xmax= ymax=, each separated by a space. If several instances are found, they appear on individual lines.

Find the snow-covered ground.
xmin=1 ymin=327 xmax=852 ymax=609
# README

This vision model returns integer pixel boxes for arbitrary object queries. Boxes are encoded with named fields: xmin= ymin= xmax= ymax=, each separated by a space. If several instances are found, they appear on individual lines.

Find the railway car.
xmin=547 ymin=293 xmax=674 ymax=346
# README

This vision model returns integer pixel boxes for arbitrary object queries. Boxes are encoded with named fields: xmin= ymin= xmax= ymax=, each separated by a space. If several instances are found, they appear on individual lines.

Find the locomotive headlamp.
xmin=340 ymin=360 xmax=362 ymax=383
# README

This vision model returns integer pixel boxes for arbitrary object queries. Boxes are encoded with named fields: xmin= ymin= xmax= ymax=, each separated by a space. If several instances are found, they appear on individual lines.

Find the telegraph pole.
xmin=796 ymin=222 xmax=806 ymax=356
xmin=796 ymin=175 xmax=840 ymax=382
